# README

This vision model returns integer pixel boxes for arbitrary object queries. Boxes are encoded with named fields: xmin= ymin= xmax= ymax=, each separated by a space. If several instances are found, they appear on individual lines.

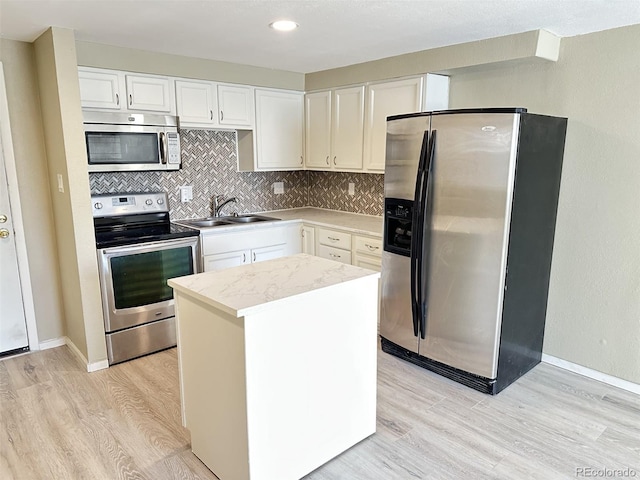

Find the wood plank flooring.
xmin=1 ymin=345 xmax=638 ymax=479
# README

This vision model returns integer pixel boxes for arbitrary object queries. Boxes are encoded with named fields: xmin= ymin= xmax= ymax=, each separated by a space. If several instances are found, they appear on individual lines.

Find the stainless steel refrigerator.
xmin=380 ymin=108 xmax=567 ymax=394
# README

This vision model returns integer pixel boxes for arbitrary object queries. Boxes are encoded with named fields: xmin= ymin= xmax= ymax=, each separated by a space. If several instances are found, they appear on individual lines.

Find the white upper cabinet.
xmin=304 ymin=91 xmax=332 ymax=169
xmin=305 ymin=74 xmax=448 ymax=173
xmin=218 ymin=84 xmax=254 ymax=127
xmin=363 ymin=77 xmax=424 ymax=172
xmin=78 ymin=67 xmax=175 ymax=114
xmin=78 ymin=69 xmax=122 ymax=110
xmin=175 ymin=79 xmax=218 ymax=126
xmin=304 ymin=86 xmax=365 ymax=172
xmin=253 ymin=89 xmax=304 ymax=170
xmin=125 ymin=74 xmax=172 ymax=112
xmin=332 ymin=86 xmax=365 ymax=170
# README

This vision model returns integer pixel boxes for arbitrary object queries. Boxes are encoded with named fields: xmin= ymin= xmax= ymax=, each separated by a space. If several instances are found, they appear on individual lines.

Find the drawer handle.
xmin=243 ymin=253 xmax=246 ymax=263
xmin=253 ymin=252 xmax=256 ymax=262
xmin=325 ymin=155 xmax=329 ymax=165
xmin=329 ymin=253 xmax=341 ymax=259
xmin=115 ymin=93 xmax=119 ymax=106
xmin=327 ymin=236 xmax=340 ymax=242
xmin=365 ymin=244 xmax=379 ymax=251
xmin=129 ymin=94 xmax=132 ymax=106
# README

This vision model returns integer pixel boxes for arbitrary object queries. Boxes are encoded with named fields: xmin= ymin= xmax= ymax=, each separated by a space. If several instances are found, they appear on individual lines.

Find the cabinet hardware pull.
xmin=329 ymin=253 xmax=340 ymax=258
xmin=129 ymin=94 xmax=132 ymax=106
xmin=0 ymin=228 xmax=9 ymax=239
xmin=333 ymin=156 xmax=337 ymax=166
xmin=210 ymin=110 xmax=213 ymax=121
xmin=325 ymin=156 xmax=330 ymax=165
xmin=253 ymin=252 xmax=256 ymax=262
xmin=243 ymin=253 xmax=246 ymax=263
xmin=365 ymin=244 xmax=379 ymax=251
xmin=300 ymin=156 xmax=303 ymax=165
xmin=328 ymin=236 xmax=339 ymax=241
xmin=0 ymin=214 xmax=7 ymax=223
xmin=220 ymin=111 xmax=224 ymax=121
xmin=115 ymin=93 xmax=119 ymax=106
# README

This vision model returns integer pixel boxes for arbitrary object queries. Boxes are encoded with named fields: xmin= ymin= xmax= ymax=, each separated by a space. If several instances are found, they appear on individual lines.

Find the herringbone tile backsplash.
xmin=89 ymin=129 xmax=384 ymax=218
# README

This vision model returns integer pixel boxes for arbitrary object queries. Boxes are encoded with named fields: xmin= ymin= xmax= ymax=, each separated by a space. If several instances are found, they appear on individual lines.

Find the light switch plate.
xmin=348 ymin=182 xmax=355 ymax=196
xmin=180 ymin=185 xmax=193 ymax=203
xmin=274 ymin=182 xmax=284 ymax=195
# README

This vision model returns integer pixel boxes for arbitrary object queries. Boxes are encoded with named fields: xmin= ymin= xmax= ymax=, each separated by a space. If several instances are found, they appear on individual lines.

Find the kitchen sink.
xmin=179 ymin=218 xmax=234 ymax=228
xmin=224 ymin=215 xmax=280 ymax=223
xmin=176 ymin=214 xmax=280 ymax=229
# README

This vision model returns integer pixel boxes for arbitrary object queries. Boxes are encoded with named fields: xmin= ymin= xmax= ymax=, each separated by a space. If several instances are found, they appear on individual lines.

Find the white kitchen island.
xmin=168 ymin=253 xmax=380 ymax=480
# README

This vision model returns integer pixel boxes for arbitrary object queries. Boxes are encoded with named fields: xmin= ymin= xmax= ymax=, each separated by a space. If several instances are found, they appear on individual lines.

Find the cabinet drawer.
xmin=353 ymin=252 xmax=382 ymax=271
xmin=318 ymin=245 xmax=352 ymax=265
xmin=317 ymin=228 xmax=351 ymax=250
xmin=353 ymin=236 xmax=382 ymax=257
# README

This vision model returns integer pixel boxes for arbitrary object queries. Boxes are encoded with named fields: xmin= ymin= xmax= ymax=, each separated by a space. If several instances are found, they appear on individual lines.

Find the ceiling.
xmin=1 ymin=0 xmax=639 ymax=73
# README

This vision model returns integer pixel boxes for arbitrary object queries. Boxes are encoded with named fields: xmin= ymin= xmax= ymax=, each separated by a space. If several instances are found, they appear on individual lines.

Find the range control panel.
xmin=91 ymin=192 xmax=169 ymax=217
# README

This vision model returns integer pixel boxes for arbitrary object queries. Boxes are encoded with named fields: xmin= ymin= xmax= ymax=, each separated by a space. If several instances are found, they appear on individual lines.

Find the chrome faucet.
xmin=212 ymin=195 xmax=238 ymax=217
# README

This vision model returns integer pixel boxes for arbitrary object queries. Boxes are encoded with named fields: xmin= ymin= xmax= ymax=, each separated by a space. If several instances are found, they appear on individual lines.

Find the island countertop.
xmin=168 ymin=253 xmax=380 ymax=318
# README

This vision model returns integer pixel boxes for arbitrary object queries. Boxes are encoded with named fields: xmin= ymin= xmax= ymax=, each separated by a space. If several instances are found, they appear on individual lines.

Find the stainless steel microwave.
xmin=83 ymin=111 xmax=181 ymax=172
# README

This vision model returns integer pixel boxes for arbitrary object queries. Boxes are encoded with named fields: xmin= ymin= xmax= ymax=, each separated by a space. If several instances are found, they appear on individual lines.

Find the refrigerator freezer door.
xmin=380 ymin=115 xmax=430 ymax=353
xmin=419 ymin=112 xmax=520 ymax=379
xmin=380 ymin=251 xmax=418 ymax=352
xmin=383 ymin=115 xmax=430 ymax=200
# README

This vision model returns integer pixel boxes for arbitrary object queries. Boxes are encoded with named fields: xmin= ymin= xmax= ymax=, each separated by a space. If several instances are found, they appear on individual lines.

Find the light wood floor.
xmin=1 ymin=346 xmax=638 ymax=479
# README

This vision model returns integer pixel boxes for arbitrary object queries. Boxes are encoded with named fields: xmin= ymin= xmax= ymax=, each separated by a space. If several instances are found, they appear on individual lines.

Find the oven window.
xmin=110 ymin=247 xmax=194 ymax=309
xmin=86 ymin=132 xmax=159 ymax=165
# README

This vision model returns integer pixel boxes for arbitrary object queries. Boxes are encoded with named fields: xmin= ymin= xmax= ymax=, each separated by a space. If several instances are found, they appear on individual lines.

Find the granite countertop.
xmin=174 ymin=207 xmax=383 ymax=237
xmin=263 ymin=207 xmax=383 ymax=237
xmin=168 ymin=253 xmax=380 ymax=318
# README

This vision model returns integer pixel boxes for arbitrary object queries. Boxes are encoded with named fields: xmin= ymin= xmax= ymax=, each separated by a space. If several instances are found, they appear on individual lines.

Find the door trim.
xmin=0 ymin=62 xmax=39 ymax=350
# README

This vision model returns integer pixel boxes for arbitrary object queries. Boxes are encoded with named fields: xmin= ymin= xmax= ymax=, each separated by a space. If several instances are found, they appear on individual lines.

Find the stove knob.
xmin=94 ymin=202 xmax=103 ymax=210
xmin=157 ymin=198 xmax=164 ymax=205
xmin=145 ymin=199 xmax=153 ymax=206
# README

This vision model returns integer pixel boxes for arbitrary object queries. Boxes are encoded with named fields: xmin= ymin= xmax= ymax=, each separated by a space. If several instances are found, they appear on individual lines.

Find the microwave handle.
xmin=159 ymin=132 xmax=167 ymax=164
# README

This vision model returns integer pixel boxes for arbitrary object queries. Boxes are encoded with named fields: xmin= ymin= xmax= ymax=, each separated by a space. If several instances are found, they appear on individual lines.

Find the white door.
xmin=0 ymin=128 xmax=28 ymax=354
xmin=251 ymin=244 xmax=286 ymax=264
xmin=332 ymin=86 xmax=365 ymax=170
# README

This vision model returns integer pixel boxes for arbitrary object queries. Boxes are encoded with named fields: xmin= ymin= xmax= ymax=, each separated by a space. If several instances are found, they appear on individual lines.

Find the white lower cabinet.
xmin=201 ymin=224 xmax=301 ymax=272
xmin=301 ymin=225 xmax=316 ymax=255
xmin=303 ymin=224 xmax=382 ymax=271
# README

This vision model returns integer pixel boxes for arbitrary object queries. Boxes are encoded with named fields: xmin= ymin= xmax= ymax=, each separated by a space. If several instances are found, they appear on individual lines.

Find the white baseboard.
xmin=35 ymin=336 xmax=110 ymax=372
xmin=39 ymin=337 xmax=66 ymax=350
xmin=542 ymin=354 xmax=640 ymax=396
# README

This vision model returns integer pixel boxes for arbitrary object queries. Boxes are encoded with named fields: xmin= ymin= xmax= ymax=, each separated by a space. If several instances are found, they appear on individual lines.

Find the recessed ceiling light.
xmin=269 ymin=20 xmax=299 ymax=32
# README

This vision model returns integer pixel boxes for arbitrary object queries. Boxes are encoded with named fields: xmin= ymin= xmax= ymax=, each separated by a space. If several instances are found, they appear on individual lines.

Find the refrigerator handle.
xmin=419 ymin=129 xmax=437 ymax=339
xmin=410 ymin=130 xmax=430 ymax=338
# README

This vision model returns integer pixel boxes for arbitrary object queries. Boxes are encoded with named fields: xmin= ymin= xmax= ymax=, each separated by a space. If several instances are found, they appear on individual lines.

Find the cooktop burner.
xmin=92 ymin=192 xmax=199 ymax=249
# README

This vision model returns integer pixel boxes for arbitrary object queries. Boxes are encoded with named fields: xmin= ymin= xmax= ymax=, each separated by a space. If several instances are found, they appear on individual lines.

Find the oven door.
xmin=97 ymin=237 xmax=199 ymax=333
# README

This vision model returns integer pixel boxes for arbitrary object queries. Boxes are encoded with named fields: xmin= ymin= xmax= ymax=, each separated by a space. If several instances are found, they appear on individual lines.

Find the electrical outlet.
xmin=274 ymin=182 xmax=285 ymax=195
xmin=57 ymin=174 xmax=64 ymax=193
xmin=348 ymin=182 xmax=355 ymax=196
xmin=180 ymin=185 xmax=193 ymax=203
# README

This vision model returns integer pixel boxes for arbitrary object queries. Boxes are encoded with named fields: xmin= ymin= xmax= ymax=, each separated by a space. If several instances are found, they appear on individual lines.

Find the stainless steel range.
xmin=92 ymin=192 xmax=200 ymax=365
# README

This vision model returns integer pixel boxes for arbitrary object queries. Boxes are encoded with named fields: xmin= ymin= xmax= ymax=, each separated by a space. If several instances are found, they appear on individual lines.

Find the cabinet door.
xmin=353 ymin=253 xmax=382 ymax=271
xmin=332 ymin=86 xmax=365 ymax=170
xmin=363 ymin=77 xmax=424 ymax=172
xmin=251 ymin=244 xmax=286 ymax=263
xmin=218 ymin=85 xmax=254 ymax=127
xmin=78 ymin=69 xmax=122 ymax=110
xmin=126 ymin=74 xmax=172 ymax=112
xmin=203 ymin=250 xmax=250 ymax=272
xmin=175 ymin=80 xmax=218 ymax=125
xmin=304 ymin=91 xmax=332 ymax=169
xmin=301 ymin=225 xmax=316 ymax=255
xmin=255 ymin=89 xmax=304 ymax=170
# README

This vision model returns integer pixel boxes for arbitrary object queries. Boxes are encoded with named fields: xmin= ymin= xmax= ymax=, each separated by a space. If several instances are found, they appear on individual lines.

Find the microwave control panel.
xmin=166 ymin=132 xmax=181 ymax=165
